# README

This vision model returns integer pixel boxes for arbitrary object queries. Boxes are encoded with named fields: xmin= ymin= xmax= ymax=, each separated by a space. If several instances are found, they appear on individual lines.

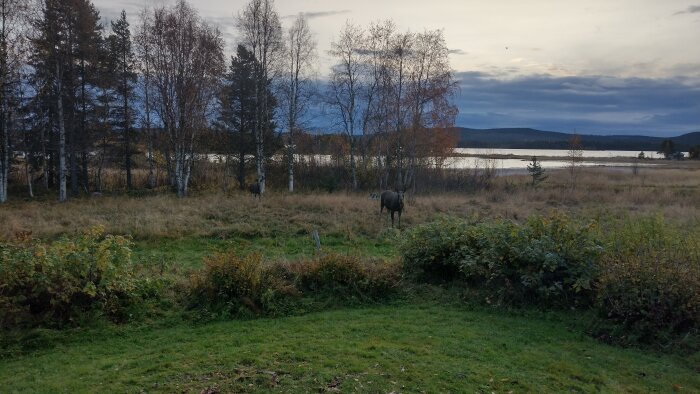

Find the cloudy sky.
xmin=93 ymin=0 xmax=700 ymax=136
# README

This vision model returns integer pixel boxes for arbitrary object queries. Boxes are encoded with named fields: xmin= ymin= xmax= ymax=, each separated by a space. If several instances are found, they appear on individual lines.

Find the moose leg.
xmin=398 ymin=211 xmax=401 ymax=228
xmin=391 ymin=211 xmax=395 ymax=227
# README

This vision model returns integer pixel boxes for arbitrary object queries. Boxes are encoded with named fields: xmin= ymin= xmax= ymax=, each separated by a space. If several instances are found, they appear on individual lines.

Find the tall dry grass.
xmin=1 ymin=166 xmax=699 ymax=241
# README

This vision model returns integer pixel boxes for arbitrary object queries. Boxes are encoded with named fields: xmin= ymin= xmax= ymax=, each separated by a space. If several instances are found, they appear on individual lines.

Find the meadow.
xmin=1 ymin=164 xmax=699 ymax=392
xmin=4 ymin=165 xmax=700 ymax=240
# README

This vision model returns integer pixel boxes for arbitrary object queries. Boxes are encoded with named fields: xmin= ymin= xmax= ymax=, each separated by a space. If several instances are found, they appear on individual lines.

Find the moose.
xmin=248 ymin=182 xmax=261 ymax=199
xmin=380 ymin=189 xmax=405 ymax=228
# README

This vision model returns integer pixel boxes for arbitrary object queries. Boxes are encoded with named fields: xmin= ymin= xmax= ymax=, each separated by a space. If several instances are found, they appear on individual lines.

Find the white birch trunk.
xmin=25 ymin=157 xmax=33 ymax=198
xmin=256 ymin=132 xmax=265 ymax=194
xmin=287 ymin=146 xmax=294 ymax=192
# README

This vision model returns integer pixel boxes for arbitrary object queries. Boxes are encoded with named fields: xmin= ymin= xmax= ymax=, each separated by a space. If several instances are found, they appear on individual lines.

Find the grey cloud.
xmin=449 ymin=49 xmax=468 ymax=55
xmin=453 ymin=71 xmax=700 ymax=135
xmin=283 ymin=10 xmax=351 ymax=20
xmin=674 ymin=5 xmax=700 ymax=15
xmin=305 ymin=72 xmax=700 ymax=136
xmin=97 ymin=1 xmax=176 ymax=28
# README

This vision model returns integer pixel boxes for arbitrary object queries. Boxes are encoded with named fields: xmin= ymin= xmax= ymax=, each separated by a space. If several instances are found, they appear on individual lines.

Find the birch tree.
xmin=328 ymin=22 xmax=364 ymax=190
xmin=363 ymin=20 xmax=395 ymax=189
xmin=143 ymin=0 xmax=224 ymax=197
xmin=361 ymin=25 xmax=456 ymax=192
xmin=281 ymin=14 xmax=315 ymax=192
xmin=387 ymin=31 xmax=413 ymax=189
xmin=236 ymin=0 xmax=283 ymax=195
xmin=403 ymin=29 xmax=456 ymax=191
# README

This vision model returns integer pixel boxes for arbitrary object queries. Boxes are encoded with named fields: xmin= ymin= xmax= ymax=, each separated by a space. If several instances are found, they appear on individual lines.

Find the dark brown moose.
xmin=380 ymin=190 xmax=405 ymax=228
xmin=248 ymin=182 xmax=261 ymax=199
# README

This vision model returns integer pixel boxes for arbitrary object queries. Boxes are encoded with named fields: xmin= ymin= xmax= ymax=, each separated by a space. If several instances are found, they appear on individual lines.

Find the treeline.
xmin=456 ymin=128 xmax=700 ymax=152
xmin=0 ymin=0 xmax=458 ymax=202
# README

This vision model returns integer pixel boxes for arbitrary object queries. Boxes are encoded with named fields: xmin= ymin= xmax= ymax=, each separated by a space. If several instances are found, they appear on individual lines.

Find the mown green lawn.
xmin=2 ymin=303 xmax=697 ymax=393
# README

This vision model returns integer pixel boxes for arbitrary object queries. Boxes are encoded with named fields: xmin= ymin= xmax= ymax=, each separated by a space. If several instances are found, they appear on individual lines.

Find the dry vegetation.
xmin=2 ymin=165 xmax=700 ymax=242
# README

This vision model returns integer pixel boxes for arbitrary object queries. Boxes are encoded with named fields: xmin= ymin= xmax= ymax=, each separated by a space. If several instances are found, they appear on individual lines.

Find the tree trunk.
xmin=173 ymin=144 xmax=191 ymax=198
xmin=69 ymin=141 xmax=77 ymax=195
xmin=174 ymin=148 xmax=183 ymax=197
xmin=81 ymin=151 xmax=88 ymax=193
xmin=80 ymin=61 xmax=88 ymax=193
xmin=256 ymin=129 xmax=265 ymax=194
xmin=350 ymin=138 xmax=357 ymax=190
xmin=237 ymin=151 xmax=245 ymax=189
xmin=40 ymin=122 xmax=48 ymax=190
xmin=142 ymin=44 xmax=155 ymax=189
xmin=124 ymin=88 xmax=132 ymax=191
xmin=395 ymin=141 xmax=403 ymax=190
xmin=0 ymin=111 xmax=8 ymax=203
xmin=145 ymin=100 xmax=155 ymax=189
xmin=25 ymin=156 xmax=34 ymax=198
xmin=176 ymin=161 xmax=189 ymax=198
xmin=164 ymin=145 xmax=175 ymax=189
xmin=287 ymin=145 xmax=294 ymax=192
xmin=96 ymin=135 xmax=106 ymax=192
xmin=146 ymin=135 xmax=155 ymax=189
xmin=57 ymin=63 xmax=67 ymax=202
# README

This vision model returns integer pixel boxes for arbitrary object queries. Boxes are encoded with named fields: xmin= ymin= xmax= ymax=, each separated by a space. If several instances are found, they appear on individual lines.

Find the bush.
xmin=403 ymin=213 xmax=700 ymax=348
xmin=402 ymin=214 xmax=601 ymax=307
xmin=187 ymin=253 xmax=401 ymax=317
xmin=401 ymin=218 xmax=478 ymax=283
xmin=0 ymin=226 xmax=148 ymax=328
xmin=293 ymin=254 xmax=401 ymax=302
xmin=319 ymin=173 xmax=340 ymax=193
xmin=596 ymin=216 xmax=700 ymax=346
xmin=187 ymin=253 xmax=298 ymax=317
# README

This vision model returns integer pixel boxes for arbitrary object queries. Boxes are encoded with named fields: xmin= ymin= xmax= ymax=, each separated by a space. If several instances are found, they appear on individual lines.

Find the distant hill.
xmin=457 ymin=128 xmax=700 ymax=150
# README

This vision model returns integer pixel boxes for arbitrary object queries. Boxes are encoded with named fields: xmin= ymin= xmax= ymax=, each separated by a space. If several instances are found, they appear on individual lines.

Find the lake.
xmin=454 ymin=148 xmax=664 ymax=159
xmin=447 ymin=148 xmax=668 ymax=171
xmin=203 ymin=149 xmax=665 ymax=172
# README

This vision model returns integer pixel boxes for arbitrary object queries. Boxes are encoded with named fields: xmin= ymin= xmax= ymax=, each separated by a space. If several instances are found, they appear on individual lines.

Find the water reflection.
xmin=455 ymin=148 xmax=666 ymax=159
xmin=203 ymin=149 xmax=661 ymax=171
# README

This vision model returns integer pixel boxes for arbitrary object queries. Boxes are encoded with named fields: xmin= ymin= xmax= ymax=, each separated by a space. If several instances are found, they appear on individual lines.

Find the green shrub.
xmin=0 ymin=226 xmax=148 ymax=328
xmin=258 ymin=263 xmax=305 ymax=316
xmin=188 ymin=253 xmax=289 ymax=316
xmin=401 ymin=218 xmax=477 ymax=283
xmin=187 ymin=253 xmax=400 ymax=317
xmin=596 ymin=216 xmax=700 ymax=346
xmin=319 ymin=174 xmax=340 ymax=193
xmin=189 ymin=252 xmax=308 ymax=317
xmin=403 ymin=213 xmax=699 ymax=347
xmin=293 ymin=254 xmax=401 ymax=301
xmin=402 ymin=214 xmax=601 ymax=306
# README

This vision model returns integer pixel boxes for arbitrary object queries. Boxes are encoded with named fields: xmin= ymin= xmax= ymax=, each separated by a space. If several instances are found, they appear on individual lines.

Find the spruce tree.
xmin=31 ymin=0 xmax=103 ymax=198
xmin=109 ymin=10 xmax=136 ymax=191
xmin=219 ymin=44 xmax=278 ymax=189
xmin=527 ymin=156 xmax=547 ymax=187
